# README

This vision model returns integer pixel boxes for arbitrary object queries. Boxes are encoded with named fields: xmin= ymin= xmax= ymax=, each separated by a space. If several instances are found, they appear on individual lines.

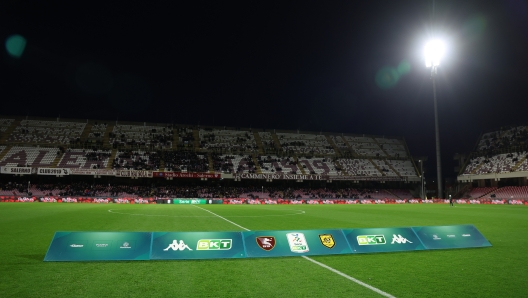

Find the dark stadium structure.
xmin=0 ymin=115 xmax=422 ymax=202
xmin=456 ymin=125 xmax=528 ymax=203
xmin=0 ymin=116 xmax=527 ymax=205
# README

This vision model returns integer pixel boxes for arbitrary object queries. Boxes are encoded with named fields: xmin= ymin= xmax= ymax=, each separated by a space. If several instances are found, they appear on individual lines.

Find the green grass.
xmin=0 ymin=203 xmax=527 ymax=297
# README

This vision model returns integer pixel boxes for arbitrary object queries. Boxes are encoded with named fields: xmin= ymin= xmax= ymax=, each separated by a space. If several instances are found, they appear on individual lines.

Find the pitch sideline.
xmin=192 ymin=205 xmax=396 ymax=298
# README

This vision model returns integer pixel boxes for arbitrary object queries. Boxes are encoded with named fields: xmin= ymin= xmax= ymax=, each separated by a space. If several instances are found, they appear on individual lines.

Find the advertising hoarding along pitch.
xmin=150 ymin=231 xmax=246 ymax=260
xmin=343 ymin=227 xmax=425 ymax=253
xmin=44 ymin=232 xmax=152 ymax=261
xmin=242 ymin=229 xmax=353 ymax=258
xmin=412 ymin=225 xmax=492 ymax=249
xmin=43 ymin=225 xmax=492 ymax=262
xmin=172 ymin=199 xmax=207 ymax=204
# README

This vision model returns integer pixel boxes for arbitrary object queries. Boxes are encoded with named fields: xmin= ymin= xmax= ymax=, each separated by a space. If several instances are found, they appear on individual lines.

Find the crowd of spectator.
xmin=177 ymin=127 xmax=195 ymax=148
xmin=0 ymin=181 xmax=414 ymax=199
xmin=163 ymin=150 xmax=208 ymax=172
xmin=112 ymin=151 xmax=160 ymax=171
xmin=478 ymin=126 xmax=528 ymax=154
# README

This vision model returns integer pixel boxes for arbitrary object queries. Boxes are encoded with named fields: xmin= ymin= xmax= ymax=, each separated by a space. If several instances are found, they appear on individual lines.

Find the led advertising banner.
xmin=172 ymin=199 xmax=207 ymax=204
xmin=44 ymin=232 xmax=152 ymax=261
xmin=343 ymin=227 xmax=425 ymax=254
xmin=150 ymin=231 xmax=246 ymax=260
xmin=412 ymin=225 xmax=492 ymax=249
xmin=243 ymin=229 xmax=353 ymax=258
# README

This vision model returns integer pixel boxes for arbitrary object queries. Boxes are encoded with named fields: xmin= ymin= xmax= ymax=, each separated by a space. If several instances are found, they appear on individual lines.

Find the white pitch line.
xmin=300 ymin=256 xmax=395 ymax=298
xmin=192 ymin=205 xmax=250 ymax=231
xmin=192 ymin=205 xmax=395 ymax=298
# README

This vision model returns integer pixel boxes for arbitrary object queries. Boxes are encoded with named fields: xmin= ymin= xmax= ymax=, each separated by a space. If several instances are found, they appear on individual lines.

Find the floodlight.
xmin=423 ymin=38 xmax=445 ymax=199
xmin=424 ymin=39 xmax=444 ymax=68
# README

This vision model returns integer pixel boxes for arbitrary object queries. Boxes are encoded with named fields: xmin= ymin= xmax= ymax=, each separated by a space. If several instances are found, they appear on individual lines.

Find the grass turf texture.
xmin=0 ymin=203 xmax=526 ymax=297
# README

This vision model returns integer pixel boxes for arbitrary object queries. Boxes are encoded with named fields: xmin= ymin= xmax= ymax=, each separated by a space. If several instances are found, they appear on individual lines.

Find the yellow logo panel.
xmin=319 ymin=234 xmax=335 ymax=249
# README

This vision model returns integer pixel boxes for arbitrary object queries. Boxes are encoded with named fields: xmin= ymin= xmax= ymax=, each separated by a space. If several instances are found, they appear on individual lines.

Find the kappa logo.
xmin=197 ymin=239 xmax=232 ymax=250
xmin=256 ymin=236 xmax=276 ymax=251
xmin=391 ymin=234 xmax=413 ymax=244
xmin=357 ymin=235 xmax=386 ymax=245
xmin=319 ymin=234 xmax=335 ymax=249
xmin=164 ymin=240 xmax=192 ymax=251
xmin=286 ymin=233 xmax=309 ymax=253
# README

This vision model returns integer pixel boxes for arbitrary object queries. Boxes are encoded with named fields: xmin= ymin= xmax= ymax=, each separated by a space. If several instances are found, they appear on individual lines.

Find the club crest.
xmin=319 ymin=234 xmax=335 ymax=249
xmin=256 ymin=236 xmax=276 ymax=251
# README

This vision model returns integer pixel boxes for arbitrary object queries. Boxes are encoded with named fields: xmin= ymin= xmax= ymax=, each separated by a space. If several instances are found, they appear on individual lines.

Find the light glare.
xmin=424 ymin=39 xmax=444 ymax=67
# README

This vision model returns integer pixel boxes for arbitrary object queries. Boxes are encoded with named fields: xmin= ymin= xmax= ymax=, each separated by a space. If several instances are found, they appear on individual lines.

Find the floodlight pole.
xmin=419 ymin=160 xmax=424 ymax=199
xmin=431 ymin=66 xmax=443 ymax=199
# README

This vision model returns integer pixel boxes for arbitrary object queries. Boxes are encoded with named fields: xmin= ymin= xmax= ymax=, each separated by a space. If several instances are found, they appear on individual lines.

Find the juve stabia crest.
xmin=319 ymin=234 xmax=335 ymax=249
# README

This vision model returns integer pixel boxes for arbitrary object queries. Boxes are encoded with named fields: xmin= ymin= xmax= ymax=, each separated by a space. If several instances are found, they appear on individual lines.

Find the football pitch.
xmin=1 ymin=203 xmax=527 ymax=297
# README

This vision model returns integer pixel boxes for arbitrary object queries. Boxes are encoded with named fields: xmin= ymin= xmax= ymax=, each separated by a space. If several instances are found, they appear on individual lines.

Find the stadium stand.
xmin=212 ymin=154 xmax=257 ymax=174
xmin=344 ymin=136 xmax=386 ymax=157
xmin=0 ymin=146 xmax=59 ymax=167
xmin=337 ymin=158 xmax=381 ymax=176
xmin=163 ymin=150 xmax=208 ymax=172
xmin=8 ymin=120 xmax=86 ymax=145
xmin=476 ymin=126 xmax=528 ymax=152
xmin=0 ymin=180 xmax=422 ymax=200
xmin=86 ymin=122 xmax=107 ymax=143
xmin=462 ymin=156 xmax=486 ymax=175
xmin=386 ymin=160 xmax=417 ymax=177
xmin=297 ymin=157 xmax=342 ymax=175
xmin=462 ymin=152 xmax=528 ymax=175
xmin=0 ymin=118 xmax=15 ymax=135
xmin=330 ymin=135 xmax=349 ymax=152
xmin=177 ymin=127 xmax=195 ymax=148
xmin=371 ymin=159 xmax=398 ymax=176
xmin=487 ymin=186 xmax=528 ymax=200
xmin=474 ymin=152 xmax=526 ymax=174
xmin=258 ymin=131 xmax=278 ymax=152
xmin=0 ymin=116 xmax=440 ymax=203
xmin=277 ymin=133 xmax=335 ymax=155
xmin=112 ymin=150 xmax=160 ymax=171
xmin=462 ymin=187 xmax=497 ymax=199
xmin=57 ymin=149 xmax=112 ymax=169
xmin=516 ymin=156 xmax=528 ymax=172
xmin=110 ymin=124 xmax=173 ymax=149
xmin=199 ymin=128 xmax=258 ymax=153
xmin=257 ymin=155 xmax=299 ymax=174
xmin=376 ymin=137 xmax=408 ymax=158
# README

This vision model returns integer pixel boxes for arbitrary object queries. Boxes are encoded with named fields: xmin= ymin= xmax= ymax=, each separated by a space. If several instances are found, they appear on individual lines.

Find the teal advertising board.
xmin=243 ymin=229 xmax=353 ymax=258
xmin=343 ymin=227 xmax=425 ymax=253
xmin=44 ymin=232 xmax=151 ymax=261
xmin=412 ymin=225 xmax=492 ymax=249
xmin=150 ymin=231 xmax=246 ymax=260
xmin=44 ymin=225 xmax=492 ymax=261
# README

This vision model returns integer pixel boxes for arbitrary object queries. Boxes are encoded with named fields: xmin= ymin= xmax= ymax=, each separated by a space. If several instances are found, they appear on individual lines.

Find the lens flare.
xmin=5 ymin=34 xmax=27 ymax=58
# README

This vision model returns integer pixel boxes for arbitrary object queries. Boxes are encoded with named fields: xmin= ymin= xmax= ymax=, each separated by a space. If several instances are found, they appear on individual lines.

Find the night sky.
xmin=1 ymin=1 xmax=527 ymax=181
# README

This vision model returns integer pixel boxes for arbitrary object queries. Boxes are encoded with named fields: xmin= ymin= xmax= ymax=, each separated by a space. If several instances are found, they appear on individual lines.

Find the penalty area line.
xmin=192 ymin=205 xmax=395 ymax=298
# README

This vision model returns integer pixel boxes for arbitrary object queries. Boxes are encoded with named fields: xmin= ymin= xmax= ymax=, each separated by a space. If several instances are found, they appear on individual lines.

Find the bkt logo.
xmin=391 ymin=234 xmax=413 ymax=244
xmin=357 ymin=235 xmax=386 ymax=245
xmin=197 ymin=239 xmax=232 ymax=250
